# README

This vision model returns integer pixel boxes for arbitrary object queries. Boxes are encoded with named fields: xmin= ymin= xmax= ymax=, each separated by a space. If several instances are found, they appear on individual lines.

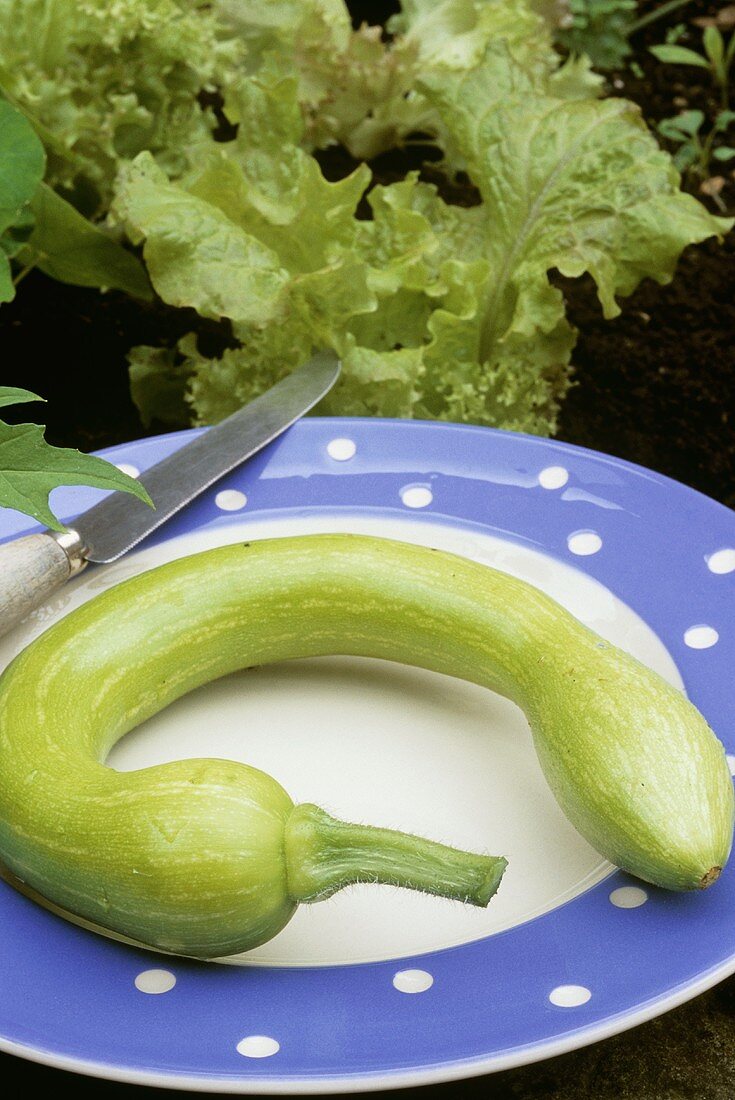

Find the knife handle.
xmin=0 ymin=531 xmax=87 ymax=639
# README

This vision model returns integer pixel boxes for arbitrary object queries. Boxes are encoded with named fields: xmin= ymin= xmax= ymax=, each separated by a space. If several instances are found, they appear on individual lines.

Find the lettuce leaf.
xmin=0 ymin=0 xmax=244 ymax=211
xmin=115 ymin=41 xmax=729 ymax=436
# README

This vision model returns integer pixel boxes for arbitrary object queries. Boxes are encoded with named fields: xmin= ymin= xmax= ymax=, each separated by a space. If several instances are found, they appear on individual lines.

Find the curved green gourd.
xmin=0 ymin=534 xmax=732 ymax=958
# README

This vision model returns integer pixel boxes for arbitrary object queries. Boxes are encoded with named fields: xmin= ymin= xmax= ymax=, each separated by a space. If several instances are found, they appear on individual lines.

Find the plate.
xmin=0 ymin=417 xmax=733 ymax=1092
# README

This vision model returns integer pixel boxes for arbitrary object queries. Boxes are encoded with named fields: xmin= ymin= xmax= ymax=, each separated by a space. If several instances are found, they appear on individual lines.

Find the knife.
xmin=0 ymin=349 xmax=340 ymax=639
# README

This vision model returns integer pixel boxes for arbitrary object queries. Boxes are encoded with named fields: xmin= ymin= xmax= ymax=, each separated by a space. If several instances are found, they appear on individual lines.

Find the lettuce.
xmin=3 ymin=0 xmax=729 ymax=437
xmin=214 ymin=0 xmax=600 ymax=161
xmin=0 ymin=0 xmax=244 ymax=212
xmin=115 ymin=44 xmax=728 ymax=433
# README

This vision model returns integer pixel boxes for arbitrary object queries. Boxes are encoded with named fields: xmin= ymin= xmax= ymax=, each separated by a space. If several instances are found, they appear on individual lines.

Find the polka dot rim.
xmin=2 ymin=416 xmax=735 ymax=1090
xmin=609 ymin=886 xmax=648 ymax=909
xmin=236 ymin=1036 xmax=280 ymax=1059
xmin=683 ymin=625 xmax=719 ymax=650
xmin=326 ymin=438 xmax=357 ymax=461
xmin=538 ymin=466 xmax=569 ymax=490
xmin=215 ymin=490 xmax=248 ymax=512
xmin=134 ymin=970 xmax=176 ymax=995
xmin=400 ymin=485 xmax=433 ymax=509
xmin=567 ymin=531 xmax=602 ymax=556
xmin=707 ymin=548 xmax=735 ymax=575
xmin=115 ymin=463 xmax=140 ymax=479
xmin=393 ymin=969 xmax=434 ymax=994
xmin=549 ymin=985 xmax=592 ymax=1008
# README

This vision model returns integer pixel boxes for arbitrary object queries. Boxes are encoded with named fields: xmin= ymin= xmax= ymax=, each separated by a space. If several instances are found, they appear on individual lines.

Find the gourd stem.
xmin=285 ymin=803 xmax=507 ymax=906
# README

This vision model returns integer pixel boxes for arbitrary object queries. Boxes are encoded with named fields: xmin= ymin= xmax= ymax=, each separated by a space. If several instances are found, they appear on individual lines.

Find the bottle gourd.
xmin=0 ymin=534 xmax=731 ymax=958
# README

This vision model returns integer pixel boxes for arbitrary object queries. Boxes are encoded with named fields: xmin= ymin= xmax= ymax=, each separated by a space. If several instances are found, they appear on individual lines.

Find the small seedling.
xmin=652 ymin=25 xmax=735 ymax=198
xmin=650 ymin=25 xmax=735 ymax=110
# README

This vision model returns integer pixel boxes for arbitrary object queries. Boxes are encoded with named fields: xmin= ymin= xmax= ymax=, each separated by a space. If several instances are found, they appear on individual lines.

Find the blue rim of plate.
xmin=0 ymin=417 xmax=734 ymax=1093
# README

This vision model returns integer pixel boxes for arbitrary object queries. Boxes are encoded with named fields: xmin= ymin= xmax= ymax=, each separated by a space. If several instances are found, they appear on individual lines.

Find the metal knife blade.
xmin=78 ymin=349 xmax=340 ymax=563
xmin=0 ymin=351 xmax=340 ymax=641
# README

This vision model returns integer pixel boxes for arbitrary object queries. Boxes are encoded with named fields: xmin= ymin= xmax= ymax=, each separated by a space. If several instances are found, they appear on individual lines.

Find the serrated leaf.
xmin=0 ymin=386 xmax=43 ymax=408
xmin=0 ymin=419 xmax=153 ymax=531
xmin=20 ymin=183 xmax=152 ymax=298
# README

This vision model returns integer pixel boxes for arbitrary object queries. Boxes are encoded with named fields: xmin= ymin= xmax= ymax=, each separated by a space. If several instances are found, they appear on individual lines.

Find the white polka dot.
xmin=609 ymin=885 xmax=648 ymax=909
xmin=236 ymin=1035 xmax=280 ymax=1058
xmin=116 ymin=463 xmax=140 ymax=479
xmin=327 ymin=437 xmax=356 ymax=461
xmin=134 ymin=969 xmax=176 ymax=994
xmin=567 ymin=531 xmax=602 ymax=556
xmin=726 ymin=754 xmax=735 ymax=776
xmin=707 ymin=549 xmax=735 ymax=575
xmin=400 ymin=485 xmax=433 ymax=509
xmin=393 ymin=969 xmax=434 ymax=993
xmin=684 ymin=625 xmax=719 ymax=649
xmin=549 ymin=984 xmax=591 ymax=1007
xmin=215 ymin=489 xmax=247 ymax=512
xmin=538 ymin=466 xmax=569 ymax=490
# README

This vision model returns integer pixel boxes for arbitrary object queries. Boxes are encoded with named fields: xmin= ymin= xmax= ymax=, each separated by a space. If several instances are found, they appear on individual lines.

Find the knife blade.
xmin=0 ymin=350 xmax=340 ymax=638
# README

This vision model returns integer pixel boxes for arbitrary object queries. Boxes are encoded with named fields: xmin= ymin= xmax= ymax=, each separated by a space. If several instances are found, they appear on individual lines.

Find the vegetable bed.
xmin=1 ymin=1 xmax=734 ymax=1098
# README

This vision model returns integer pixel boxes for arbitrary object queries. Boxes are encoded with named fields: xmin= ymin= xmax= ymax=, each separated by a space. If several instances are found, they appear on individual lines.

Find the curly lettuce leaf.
xmin=0 ymin=99 xmax=45 ymax=301
xmin=0 ymin=387 xmax=152 ymax=530
xmin=113 ymin=153 xmax=289 ymax=324
xmin=417 ymin=50 xmax=731 ymax=364
xmin=216 ymin=0 xmax=575 ymax=161
xmin=0 ymin=0 xmax=244 ymax=210
xmin=116 ymin=45 xmax=729 ymax=436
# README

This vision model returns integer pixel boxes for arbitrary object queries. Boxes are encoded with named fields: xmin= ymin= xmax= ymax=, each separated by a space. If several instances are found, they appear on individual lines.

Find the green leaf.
xmin=715 ymin=109 xmax=735 ymax=132
xmin=0 ymin=386 xmax=43 ymax=408
xmin=649 ymin=45 xmax=710 ymax=69
xmin=658 ymin=110 xmax=705 ymax=139
xmin=0 ymin=99 xmax=45 ymax=230
xmin=0 ymin=97 xmax=45 ymax=302
xmin=20 ymin=183 xmax=152 ymax=298
xmin=113 ymin=153 xmax=289 ymax=325
xmin=0 ymin=418 xmax=153 ymax=531
xmin=703 ymin=26 xmax=725 ymax=70
xmin=712 ymin=146 xmax=735 ymax=161
xmin=672 ymin=142 xmax=698 ymax=172
xmin=128 ymin=344 xmax=193 ymax=428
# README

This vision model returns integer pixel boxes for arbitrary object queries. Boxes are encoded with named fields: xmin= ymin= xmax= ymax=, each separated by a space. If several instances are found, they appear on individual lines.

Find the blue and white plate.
xmin=0 ymin=418 xmax=733 ymax=1092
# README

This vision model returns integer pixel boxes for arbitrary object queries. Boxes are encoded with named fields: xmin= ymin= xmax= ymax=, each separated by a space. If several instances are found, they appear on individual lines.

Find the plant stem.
xmin=285 ymin=803 xmax=507 ymax=906
xmin=12 ymin=263 xmax=37 ymax=288
xmin=629 ymin=0 xmax=693 ymax=36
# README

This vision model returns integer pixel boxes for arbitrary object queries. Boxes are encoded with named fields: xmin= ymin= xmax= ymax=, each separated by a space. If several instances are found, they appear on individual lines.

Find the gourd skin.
xmin=0 ymin=534 xmax=732 ymax=957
